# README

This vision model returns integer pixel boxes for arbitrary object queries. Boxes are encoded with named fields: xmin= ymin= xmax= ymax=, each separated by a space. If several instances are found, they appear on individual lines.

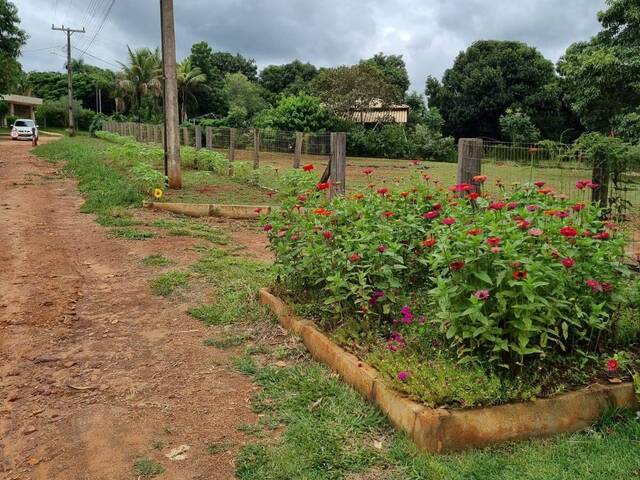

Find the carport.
xmin=1 ymin=94 xmax=43 ymax=126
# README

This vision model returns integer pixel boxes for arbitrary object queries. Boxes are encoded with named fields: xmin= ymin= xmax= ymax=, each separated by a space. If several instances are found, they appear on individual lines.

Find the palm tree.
xmin=177 ymin=58 xmax=207 ymax=122
xmin=116 ymin=46 xmax=162 ymax=115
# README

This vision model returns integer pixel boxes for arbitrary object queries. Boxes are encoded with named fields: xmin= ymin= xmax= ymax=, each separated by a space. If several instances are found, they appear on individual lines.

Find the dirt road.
xmin=0 ymin=138 xmax=258 ymax=479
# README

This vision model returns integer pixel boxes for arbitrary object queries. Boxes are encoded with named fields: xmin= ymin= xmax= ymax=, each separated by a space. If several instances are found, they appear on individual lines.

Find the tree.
xmin=499 ymin=108 xmax=541 ymax=143
xmin=312 ymin=64 xmax=401 ymax=117
xmin=177 ymin=58 xmax=207 ymax=122
xmin=223 ymin=73 xmax=266 ymax=125
xmin=256 ymin=94 xmax=329 ymax=132
xmin=259 ymin=60 xmax=317 ymax=98
xmin=558 ymin=0 xmax=640 ymax=132
xmin=360 ymin=53 xmax=410 ymax=96
xmin=0 ymin=0 xmax=27 ymax=93
xmin=425 ymin=40 xmax=560 ymax=139
xmin=116 ymin=46 xmax=162 ymax=118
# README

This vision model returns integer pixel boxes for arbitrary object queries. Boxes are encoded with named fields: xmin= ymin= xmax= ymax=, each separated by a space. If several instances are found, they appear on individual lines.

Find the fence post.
xmin=195 ymin=125 xmax=202 ymax=149
xmin=229 ymin=128 xmax=236 ymax=161
xmin=329 ymin=132 xmax=347 ymax=198
xmin=205 ymin=127 xmax=212 ymax=148
xmin=294 ymin=132 xmax=303 ymax=168
xmin=253 ymin=128 xmax=260 ymax=169
xmin=591 ymin=160 xmax=610 ymax=208
xmin=182 ymin=128 xmax=189 ymax=146
xmin=457 ymin=138 xmax=483 ymax=191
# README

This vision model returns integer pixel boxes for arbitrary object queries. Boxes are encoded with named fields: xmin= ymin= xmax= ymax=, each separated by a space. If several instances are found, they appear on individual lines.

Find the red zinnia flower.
xmin=353 ymin=192 xmax=365 ymax=200
xmin=526 ymin=205 xmax=539 ymax=212
xmin=586 ymin=279 xmax=602 ymax=293
xmin=472 ymin=175 xmax=488 ymax=184
xmin=378 ymin=244 xmax=387 ymax=253
xmin=534 ymin=181 xmax=545 ymax=188
xmin=588 ymin=182 xmax=600 ymax=190
xmin=593 ymin=231 xmax=610 ymax=240
xmin=302 ymin=164 xmax=314 ymax=171
xmin=513 ymin=270 xmax=527 ymax=281
xmin=322 ymin=230 xmax=333 ymax=240
xmin=297 ymin=194 xmax=307 ymax=203
xmin=400 ymin=191 xmax=410 ymax=198
xmin=263 ymin=224 xmax=273 ymax=232
xmin=450 ymin=183 xmax=472 ymax=192
xmin=433 ymin=203 xmax=442 ymax=210
xmin=254 ymin=207 xmax=263 ymax=214
xmin=422 ymin=237 xmax=437 ymax=248
xmin=442 ymin=217 xmax=456 ymax=226
xmin=486 ymin=236 xmax=502 ymax=246
xmin=450 ymin=260 xmax=465 ymax=271
xmin=572 ymin=203 xmax=585 ymax=212
xmin=377 ymin=187 xmax=389 ymax=196
xmin=468 ymin=192 xmax=480 ymax=200
xmin=606 ymin=358 xmax=619 ymax=373
xmin=313 ymin=207 xmax=333 ymax=216
xmin=317 ymin=182 xmax=330 ymax=190
xmin=517 ymin=220 xmax=531 ymax=230
xmin=560 ymin=226 xmax=578 ymax=238
xmin=423 ymin=210 xmax=439 ymax=220
xmin=507 ymin=202 xmax=518 ymax=211
xmin=349 ymin=253 xmax=361 ymax=262
xmin=362 ymin=168 xmax=375 ymax=175
xmin=576 ymin=180 xmax=588 ymax=190
xmin=489 ymin=201 xmax=506 ymax=210
xmin=383 ymin=211 xmax=395 ymax=218
xmin=561 ymin=257 xmax=575 ymax=268
xmin=467 ymin=228 xmax=483 ymax=236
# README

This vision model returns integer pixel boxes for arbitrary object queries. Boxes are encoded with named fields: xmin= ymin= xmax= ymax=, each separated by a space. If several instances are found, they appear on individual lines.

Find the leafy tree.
xmin=177 ymin=58 xmax=207 ymax=122
xmin=223 ymin=73 xmax=266 ymax=124
xmin=312 ymin=64 xmax=401 ymax=117
xmin=612 ymin=110 xmax=640 ymax=143
xmin=426 ymin=40 xmax=560 ymax=139
xmin=558 ymin=0 xmax=640 ymax=132
xmin=0 ymin=0 xmax=27 ymax=93
xmin=499 ymin=108 xmax=541 ymax=143
xmin=360 ymin=53 xmax=410 ymax=96
xmin=259 ymin=60 xmax=317 ymax=98
xmin=256 ymin=94 xmax=329 ymax=132
xmin=211 ymin=51 xmax=257 ymax=81
xmin=116 ymin=46 xmax=162 ymax=118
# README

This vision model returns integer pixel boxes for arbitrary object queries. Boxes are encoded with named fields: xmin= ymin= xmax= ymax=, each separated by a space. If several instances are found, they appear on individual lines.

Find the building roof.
xmin=1 ymin=94 xmax=43 ymax=106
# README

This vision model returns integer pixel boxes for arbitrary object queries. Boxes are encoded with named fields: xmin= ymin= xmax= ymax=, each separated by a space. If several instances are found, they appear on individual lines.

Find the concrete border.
xmin=259 ymin=288 xmax=638 ymax=452
xmin=143 ymin=201 xmax=273 ymax=219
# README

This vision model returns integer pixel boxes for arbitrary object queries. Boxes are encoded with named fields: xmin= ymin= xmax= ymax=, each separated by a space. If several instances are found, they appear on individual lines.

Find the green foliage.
xmin=266 ymin=169 xmax=632 ymax=368
xmin=150 ymin=271 xmax=190 ymax=296
xmin=130 ymin=161 xmax=165 ymax=194
xmin=259 ymin=60 xmax=318 ymax=99
xmin=312 ymin=64 xmax=401 ymax=117
xmin=0 ymin=0 xmax=27 ymax=93
xmin=116 ymin=46 xmax=162 ymax=120
xmin=109 ymin=228 xmax=155 ymax=240
xmin=500 ymin=108 xmax=542 ymax=143
xmin=256 ymin=94 xmax=330 ymax=132
xmin=6 ymin=114 xmax=17 ymax=126
xmin=426 ymin=40 xmax=560 ymax=139
xmin=359 ymin=52 xmax=410 ymax=96
xmin=142 ymin=254 xmax=175 ymax=267
xmin=36 ymin=97 xmax=96 ymax=130
xmin=133 ymin=458 xmax=164 ymax=477
xmin=223 ymin=72 xmax=267 ymax=125
xmin=412 ymin=124 xmax=457 ymax=162
xmin=612 ymin=109 xmax=640 ymax=143
xmin=177 ymin=57 xmax=208 ymax=122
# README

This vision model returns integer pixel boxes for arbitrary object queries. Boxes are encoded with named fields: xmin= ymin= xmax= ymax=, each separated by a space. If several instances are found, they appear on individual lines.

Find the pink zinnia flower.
xmin=526 ymin=205 xmax=539 ymax=212
xmin=528 ymin=228 xmax=544 ymax=237
xmin=423 ymin=210 xmax=439 ymax=220
xmin=442 ymin=217 xmax=456 ymax=226
xmin=378 ymin=244 xmax=387 ymax=253
xmin=561 ymin=257 xmax=576 ymax=268
xmin=263 ymin=224 xmax=273 ymax=232
xmin=397 ymin=371 xmax=409 ymax=382
xmin=593 ymin=231 xmax=610 ymax=240
xmin=474 ymin=290 xmax=490 ymax=300
xmin=489 ymin=201 xmax=505 ymax=210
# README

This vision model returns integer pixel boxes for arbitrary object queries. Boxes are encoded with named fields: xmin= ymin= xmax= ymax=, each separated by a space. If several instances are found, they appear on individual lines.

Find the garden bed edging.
xmin=259 ymin=288 xmax=638 ymax=453
xmin=143 ymin=201 xmax=274 ymax=219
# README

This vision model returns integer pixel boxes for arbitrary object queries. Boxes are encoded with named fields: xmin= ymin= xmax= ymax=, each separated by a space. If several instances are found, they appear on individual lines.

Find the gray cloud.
xmin=15 ymin=0 xmax=605 ymax=92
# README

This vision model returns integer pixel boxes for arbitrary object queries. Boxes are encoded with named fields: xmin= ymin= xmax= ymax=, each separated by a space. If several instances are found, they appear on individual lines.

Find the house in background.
xmin=1 ymin=94 xmax=43 ymax=126
xmin=348 ymin=99 xmax=410 ymax=124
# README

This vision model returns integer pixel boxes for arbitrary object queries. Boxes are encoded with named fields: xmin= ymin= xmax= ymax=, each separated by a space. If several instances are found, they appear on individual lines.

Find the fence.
xmin=102 ymin=121 xmax=347 ymax=197
xmin=457 ymin=138 xmax=640 ymax=251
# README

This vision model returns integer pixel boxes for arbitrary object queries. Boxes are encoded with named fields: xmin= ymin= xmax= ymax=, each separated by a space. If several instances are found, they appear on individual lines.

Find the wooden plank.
xmin=229 ymin=128 xmax=236 ymax=162
xmin=329 ymin=132 xmax=346 ymax=198
xmin=294 ymin=132 xmax=303 ymax=168
xmin=195 ymin=125 xmax=202 ymax=149
xmin=253 ymin=128 xmax=260 ymax=170
xmin=205 ymin=127 xmax=212 ymax=148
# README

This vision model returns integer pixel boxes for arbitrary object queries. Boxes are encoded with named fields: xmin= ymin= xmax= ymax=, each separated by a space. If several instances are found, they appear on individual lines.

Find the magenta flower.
xmin=369 ymin=291 xmax=385 ymax=306
xmin=399 ymin=306 xmax=414 ymax=324
xmin=526 ymin=205 xmax=539 ymax=212
xmin=474 ymin=290 xmax=490 ymax=300
xmin=397 ymin=371 xmax=409 ymax=382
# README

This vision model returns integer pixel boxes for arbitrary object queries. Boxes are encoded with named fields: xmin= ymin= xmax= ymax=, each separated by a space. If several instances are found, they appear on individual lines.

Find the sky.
xmin=15 ymin=0 xmax=606 ymax=92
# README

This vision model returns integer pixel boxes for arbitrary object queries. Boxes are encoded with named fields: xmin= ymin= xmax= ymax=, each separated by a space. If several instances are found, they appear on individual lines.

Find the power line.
xmin=71 ymin=46 xmax=119 ymax=68
xmin=22 ymin=45 xmax=66 ymax=53
xmin=77 ymin=0 xmax=107 ymax=50
xmin=77 ymin=0 xmax=116 ymax=60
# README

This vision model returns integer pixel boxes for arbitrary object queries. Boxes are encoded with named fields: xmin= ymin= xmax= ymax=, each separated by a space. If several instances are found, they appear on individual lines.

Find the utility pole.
xmin=159 ymin=0 xmax=181 ymax=188
xmin=52 ymin=25 xmax=85 ymax=137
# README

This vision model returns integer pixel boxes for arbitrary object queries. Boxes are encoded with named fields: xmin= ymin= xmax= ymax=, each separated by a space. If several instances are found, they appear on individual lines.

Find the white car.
xmin=10 ymin=119 xmax=39 ymax=141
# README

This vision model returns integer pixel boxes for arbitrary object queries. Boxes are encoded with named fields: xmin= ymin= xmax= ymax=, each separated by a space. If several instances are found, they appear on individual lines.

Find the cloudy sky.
xmin=16 ymin=0 xmax=605 ymax=91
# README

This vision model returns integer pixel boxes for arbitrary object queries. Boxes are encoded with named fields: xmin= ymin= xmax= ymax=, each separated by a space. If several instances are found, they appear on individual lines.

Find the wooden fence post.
xmin=294 ymin=132 xmax=303 ymax=168
xmin=591 ymin=160 xmax=610 ymax=208
xmin=457 ymin=138 xmax=483 ymax=191
xmin=229 ymin=128 xmax=236 ymax=161
xmin=195 ymin=125 xmax=202 ymax=149
xmin=329 ymin=132 xmax=347 ymax=198
xmin=253 ymin=128 xmax=260 ymax=169
xmin=205 ymin=127 xmax=212 ymax=149
xmin=182 ymin=128 xmax=189 ymax=146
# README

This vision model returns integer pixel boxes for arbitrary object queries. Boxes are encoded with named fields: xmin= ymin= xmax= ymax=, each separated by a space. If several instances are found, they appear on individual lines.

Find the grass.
xmin=150 ymin=217 xmax=229 ymax=244
xmin=204 ymin=333 xmax=250 ymax=349
xmin=109 ymin=227 xmax=155 ymax=240
xmin=150 ymin=271 xmax=190 ymax=297
xmin=207 ymin=440 xmax=233 ymax=455
xmin=142 ymin=254 xmax=175 ymax=267
xmin=133 ymin=458 xmax=165 ymax=477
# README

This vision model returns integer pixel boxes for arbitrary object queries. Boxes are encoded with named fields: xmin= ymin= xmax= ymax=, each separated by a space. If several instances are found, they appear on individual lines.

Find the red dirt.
xmin=0 ymin=138 xmax=261 ymax=479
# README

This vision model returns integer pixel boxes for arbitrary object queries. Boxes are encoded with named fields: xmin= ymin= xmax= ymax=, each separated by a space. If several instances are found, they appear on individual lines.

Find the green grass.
xmin=142 ymin=254 xmax=175 ymax=267
xmin=108 ymin=227 xmax=155 ymax=240
xmin=204 ymin=333 xmax=250 ymax=349
xmin=207 ymin=440 xmax=233 ymax=455
xmin=150 ymin=217 xmax=229 ymax=244
xmin=133 ymin=458 xmax=165 ymax=477
xmin=150 ymin=271 xmax=190 ymax=296
xmin=187 ymin=248 xmax=272 ymax=325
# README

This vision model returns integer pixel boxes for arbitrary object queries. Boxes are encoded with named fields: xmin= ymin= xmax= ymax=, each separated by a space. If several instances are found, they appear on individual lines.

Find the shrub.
xmin=6 ymin=114 xmax=18 ymax=126
xmin=500 ymin=108 xmax=541 ymax=144
xmin=265 ymin=167 xmax=632 ymax=367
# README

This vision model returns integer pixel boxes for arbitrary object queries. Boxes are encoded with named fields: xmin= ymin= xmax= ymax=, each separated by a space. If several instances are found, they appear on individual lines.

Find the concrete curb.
xmin=143 ymin=201 xmax=274 ymax=219
xmin=259 ymin=288 xmax=638 ymax=452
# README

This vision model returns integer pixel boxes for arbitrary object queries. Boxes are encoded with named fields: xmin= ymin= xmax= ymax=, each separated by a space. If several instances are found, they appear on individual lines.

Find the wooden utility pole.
xmin=51 ymin=25 xmax=85 ymax=137
xmin=159 ymin=0 xmax=182 ymax=188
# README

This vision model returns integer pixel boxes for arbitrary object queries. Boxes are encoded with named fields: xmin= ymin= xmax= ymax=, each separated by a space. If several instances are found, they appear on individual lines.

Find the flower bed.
xmin=264 ymin=165 xmax=640 ymax=408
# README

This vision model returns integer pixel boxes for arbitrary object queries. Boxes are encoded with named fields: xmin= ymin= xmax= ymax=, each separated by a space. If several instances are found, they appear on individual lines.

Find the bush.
xmin=265 ymin=168 xmax=632 ymax=367
xmin=500 ymin=108 xmax=541 ymax=144
xmin=6 ymin=114 xmax=18 ymax=126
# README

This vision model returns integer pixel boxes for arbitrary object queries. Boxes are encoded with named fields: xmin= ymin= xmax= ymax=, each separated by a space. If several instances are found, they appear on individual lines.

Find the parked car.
xmin=10 ymin=119 xmax=39 ymax=141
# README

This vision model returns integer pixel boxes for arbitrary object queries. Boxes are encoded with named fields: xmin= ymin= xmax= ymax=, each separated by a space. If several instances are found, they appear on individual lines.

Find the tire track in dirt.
xmin=0 ymin=138 xmax=258 ymax=480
